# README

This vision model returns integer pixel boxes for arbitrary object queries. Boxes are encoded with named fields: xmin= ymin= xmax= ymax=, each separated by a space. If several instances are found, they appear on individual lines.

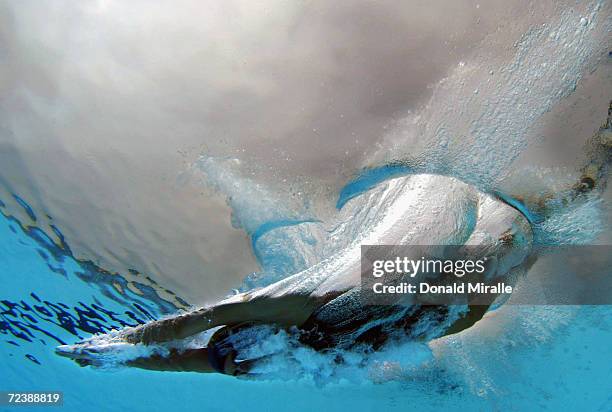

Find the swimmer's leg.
xmin=123 ymin=293 xmax=321 ymax=345
xmin=500 ymin=101 xmax=611 ymax=220
xmin=576 ymin=101 xmax=612 ymax=195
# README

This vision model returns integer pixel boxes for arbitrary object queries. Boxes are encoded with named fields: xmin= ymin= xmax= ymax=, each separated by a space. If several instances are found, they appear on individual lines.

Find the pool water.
xmin=2 ymin=186 xmax=611 ymax=412
xmin=1 ymin=1 xmax=611 ymax=410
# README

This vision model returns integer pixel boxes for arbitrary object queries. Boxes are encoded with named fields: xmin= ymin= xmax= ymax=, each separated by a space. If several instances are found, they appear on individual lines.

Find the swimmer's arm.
xmin=123 ymin=293 xmax=320 ymax=345
xmin=125 ymin=348 xmax=216 ymax=373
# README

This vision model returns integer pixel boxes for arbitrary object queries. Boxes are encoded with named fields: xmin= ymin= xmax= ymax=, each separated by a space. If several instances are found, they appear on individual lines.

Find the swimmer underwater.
xmin=56 ymin=103 xmax=612 ymax=377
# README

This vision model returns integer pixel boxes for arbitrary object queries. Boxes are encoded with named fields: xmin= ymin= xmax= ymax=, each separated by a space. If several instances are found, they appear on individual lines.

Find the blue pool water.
xmin=1 ymin=0 xmax=611 ymax=410
xmin=1 ymin=187 xmax=612 ymax=412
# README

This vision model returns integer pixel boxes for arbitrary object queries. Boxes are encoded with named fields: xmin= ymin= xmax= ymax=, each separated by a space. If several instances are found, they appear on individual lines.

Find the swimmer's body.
xmin=57 ymin=103 xmax=611 ymax=376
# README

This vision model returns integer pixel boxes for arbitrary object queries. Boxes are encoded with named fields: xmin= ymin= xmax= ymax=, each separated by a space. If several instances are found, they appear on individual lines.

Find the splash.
xmin=368 ymin=2 xmax=609 ymax=191
xmin=175 ymin=1 xmax=612 ymax=392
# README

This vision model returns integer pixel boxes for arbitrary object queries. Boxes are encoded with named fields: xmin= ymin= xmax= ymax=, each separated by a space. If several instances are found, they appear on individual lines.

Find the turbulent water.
xmin=1 ymin=0 xmax=611 ymax=411
xmin=2 ymin=162 xmax=612 ymax=410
